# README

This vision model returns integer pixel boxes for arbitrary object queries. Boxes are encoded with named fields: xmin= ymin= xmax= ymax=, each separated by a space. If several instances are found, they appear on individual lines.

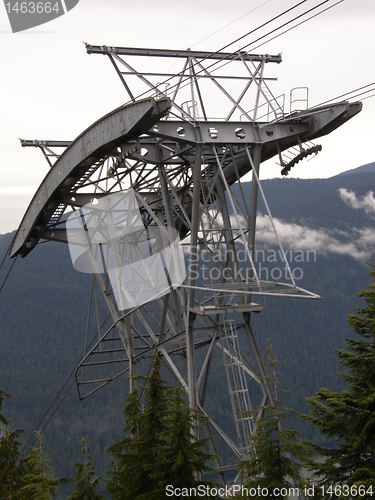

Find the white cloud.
xmin=254 ymin=214 xmax=375 ymax=261
xmin=235 ymin=212 xmax=375 ymax=261
xmin=338 ymin=188 xmax=375 ymax=215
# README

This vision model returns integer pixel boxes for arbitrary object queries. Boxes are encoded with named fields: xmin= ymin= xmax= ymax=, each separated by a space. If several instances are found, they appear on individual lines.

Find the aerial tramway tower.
xmin=9 ymin=45 xmax=361 ymax=468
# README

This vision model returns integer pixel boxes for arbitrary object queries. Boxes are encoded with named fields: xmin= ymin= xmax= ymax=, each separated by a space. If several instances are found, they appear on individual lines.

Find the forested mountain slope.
xmin=0 ymin=162 xmax=374 ymax=482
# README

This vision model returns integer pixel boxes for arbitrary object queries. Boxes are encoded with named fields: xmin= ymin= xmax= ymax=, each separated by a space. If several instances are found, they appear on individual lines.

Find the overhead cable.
xmin=0 ymin=256 xmax=17 ymax=295
xmin=129 ymin=0 xmax=344 ymax=109
xmin=128 ymin=0 xmax=311 ymax=103
xmin=193 ymin=0 xmax=338 ymax=84
xmin=311 ymin=82 xmax=375 ymax=108
xmin=190 ymin=0 xmax=274 ymax=48
xmin=129 ymin=0 xmax=341 ymax=105
xmin=250 ymin=0 xmax=344 ymax=52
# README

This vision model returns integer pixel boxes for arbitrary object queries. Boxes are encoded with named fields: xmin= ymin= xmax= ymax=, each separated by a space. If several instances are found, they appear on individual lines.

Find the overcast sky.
xmin=0 ymin=0 xmax=374 ymax=234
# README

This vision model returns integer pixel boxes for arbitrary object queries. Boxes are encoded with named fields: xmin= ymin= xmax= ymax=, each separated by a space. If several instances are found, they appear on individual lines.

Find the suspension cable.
xmin=121 ymin=0 xmax=311 ymax=103
xmin=311 ymin=82 xmax=375 ymax=108
xmin=0 ymin=255 xmax=17 ymax=295
xmin=125 ymin=0 xmax=339 ymax=106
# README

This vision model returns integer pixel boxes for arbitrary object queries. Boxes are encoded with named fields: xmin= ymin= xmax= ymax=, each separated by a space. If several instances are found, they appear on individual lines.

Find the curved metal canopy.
xmin=10 ymin=97 xmax=171 ymax=257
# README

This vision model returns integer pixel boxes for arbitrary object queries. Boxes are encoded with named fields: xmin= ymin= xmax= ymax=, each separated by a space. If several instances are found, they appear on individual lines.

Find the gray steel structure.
xmin=10 ymin=45 xmax=361 ymax=470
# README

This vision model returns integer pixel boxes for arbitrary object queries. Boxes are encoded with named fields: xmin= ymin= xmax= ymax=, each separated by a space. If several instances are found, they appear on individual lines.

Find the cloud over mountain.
xmin=338 ymin=188 xmax=375 ymax=215
xmin=254 ymin=214 xmax=375 ymax=261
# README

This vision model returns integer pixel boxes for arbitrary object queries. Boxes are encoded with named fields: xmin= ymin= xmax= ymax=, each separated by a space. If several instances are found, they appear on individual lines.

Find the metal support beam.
xmin=185 ymin=143 xmax=202 ymax=410
xmin=248 ymin=144 xmax=262 ymax=263
xmin=85 ymin=44 xmax=282 ymax=63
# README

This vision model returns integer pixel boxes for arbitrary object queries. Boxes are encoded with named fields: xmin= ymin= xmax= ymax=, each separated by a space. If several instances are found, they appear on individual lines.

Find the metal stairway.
xmin=220 ymin=319 xmax=254 ymax=458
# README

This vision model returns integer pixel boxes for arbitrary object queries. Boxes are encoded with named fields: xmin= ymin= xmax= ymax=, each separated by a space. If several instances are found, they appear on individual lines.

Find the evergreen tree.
xmin=237 ymin=342 xmax=308 ymax=499
xmin=106 ymin=356 xmax=169 ymax=500
xmin=20 ymin=431 xmax=64 ymax=499
xmin=105 ymin=386 xmax=142 ymax=499
xmin=68 ymin=439 xmax=105 ymax=500
xmin=0 ymin=390 xmax=25 ymax=500
xmin=162 ymin=386 xmax=217 ymax=494
xmin=305 ymin=265 xmax=375 ymax=497
xmin=107 ymin=354 xmax=218 ymax=499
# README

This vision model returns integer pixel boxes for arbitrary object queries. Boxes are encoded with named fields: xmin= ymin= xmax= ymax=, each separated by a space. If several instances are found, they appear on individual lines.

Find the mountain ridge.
xmin=336 ymin=161 xmax=375 ymax=176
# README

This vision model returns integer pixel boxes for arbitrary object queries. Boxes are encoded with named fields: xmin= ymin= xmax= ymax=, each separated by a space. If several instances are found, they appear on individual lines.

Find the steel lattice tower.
xmin=10 ymin=45 xmax=361 ymax=472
